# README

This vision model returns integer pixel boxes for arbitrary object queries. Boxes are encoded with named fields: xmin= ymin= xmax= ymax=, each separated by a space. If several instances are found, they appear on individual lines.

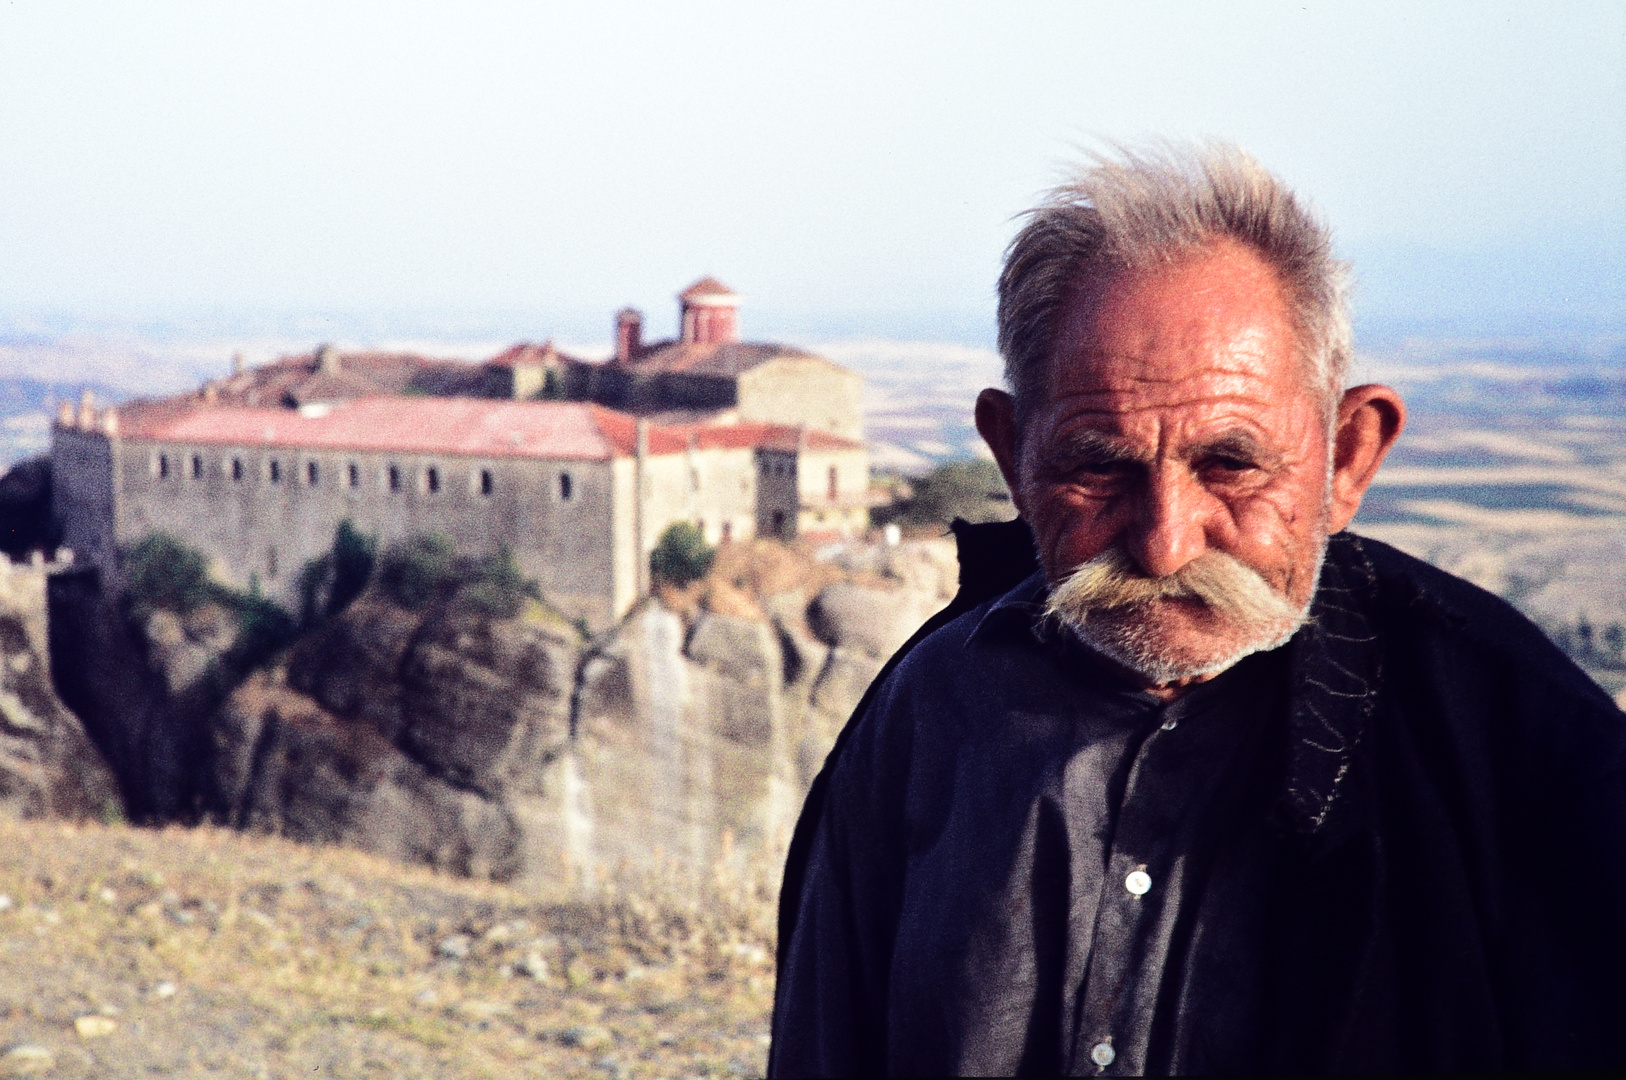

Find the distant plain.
xmin=4 ymin=328 xmax=1625 ymax=693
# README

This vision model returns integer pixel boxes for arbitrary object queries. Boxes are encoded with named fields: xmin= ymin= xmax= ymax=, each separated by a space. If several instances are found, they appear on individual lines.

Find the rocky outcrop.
xmin=0 ymin=560 xmax=121 ymax=820
xmin=48 ymin=537 xmax=959 ymax=894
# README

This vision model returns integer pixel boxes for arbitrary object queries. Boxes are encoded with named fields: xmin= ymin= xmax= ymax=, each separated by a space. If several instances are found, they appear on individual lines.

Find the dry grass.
xmin=0 ymin=817 xmax=776 ymax=1078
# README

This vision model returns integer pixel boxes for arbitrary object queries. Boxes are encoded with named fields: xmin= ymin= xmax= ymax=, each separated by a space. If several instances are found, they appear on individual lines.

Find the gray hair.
xmin=997 ymin=141 xmax=1352 ymax=423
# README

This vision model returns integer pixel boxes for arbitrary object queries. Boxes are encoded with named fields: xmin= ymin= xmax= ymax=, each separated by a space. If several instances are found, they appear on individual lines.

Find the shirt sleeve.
xmin=770 ymin=674 xmax=913 ymax=1077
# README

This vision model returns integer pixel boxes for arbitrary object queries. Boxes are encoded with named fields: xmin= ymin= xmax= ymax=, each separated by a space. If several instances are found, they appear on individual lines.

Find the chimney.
xmin=77 ymin=388 xmax=96 ymax=429
xmin=315 ymin=343 xmax=341 ymax=375
xmin=231 ymin=352 xmax=244 ymax=376
xmin=677 ymin=278 xmax=740 ymax=345
xmin=615 ymin=308 xmax=643 ymax=364
xmin=56 ymin=401 xmax=74 ymax=428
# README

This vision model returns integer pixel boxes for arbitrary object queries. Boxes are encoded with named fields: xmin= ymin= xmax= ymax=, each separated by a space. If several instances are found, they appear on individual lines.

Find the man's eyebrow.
xmin=1049 ymin=429 xmax=1149 ymax=464
xmin=1186 ymin=430 xmax=1274 ymax=463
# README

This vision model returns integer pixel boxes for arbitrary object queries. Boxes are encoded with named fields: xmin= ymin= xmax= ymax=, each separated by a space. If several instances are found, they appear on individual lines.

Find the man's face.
xmin=1001 ymin=240 xmax=1336 ymax=684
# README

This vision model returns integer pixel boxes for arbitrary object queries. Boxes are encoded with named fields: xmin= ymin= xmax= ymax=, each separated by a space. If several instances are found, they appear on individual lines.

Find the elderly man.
xmin=770 ymin=144 xmax=1626 ymax=1075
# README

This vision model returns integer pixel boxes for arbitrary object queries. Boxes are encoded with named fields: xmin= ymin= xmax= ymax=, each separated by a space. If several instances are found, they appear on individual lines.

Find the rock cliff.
xmin=0 ymin=560 xmax=121 ymax=820
xmin=51 ymin=537 xmax=957 ymax=895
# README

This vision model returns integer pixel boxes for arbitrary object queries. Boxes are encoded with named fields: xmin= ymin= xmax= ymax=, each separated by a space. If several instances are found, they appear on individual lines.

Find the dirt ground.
xmin=0 ymin=818 xmax=776 ymax=1078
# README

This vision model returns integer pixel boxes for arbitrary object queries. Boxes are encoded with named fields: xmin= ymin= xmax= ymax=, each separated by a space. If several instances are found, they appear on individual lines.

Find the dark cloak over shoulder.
xmin=771 ymin=520 xmax=1626 ymax=1075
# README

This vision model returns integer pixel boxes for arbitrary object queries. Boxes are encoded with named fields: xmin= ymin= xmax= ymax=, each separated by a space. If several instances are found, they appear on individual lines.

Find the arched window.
xmin=425 ymin=466 xmax=440 ymax=494
xmin=231 ymin=458 xmax=243 ymax=482
xmin=347 ymin=462 xmax=359 ymax=488
xmin=479 ymin=469 xmax=494 ymax=496
xmin=156 ymin=454 xmax=170 ymax=479
xmin=191 ymin=454 xmax=204 ymax=479
xmin=306 ymin=461 xmax=319 ymax=486
xmin=388 ymin=465 xmax=401 ymax=492
xmin=559 ymin=473 xmax=573 ymax=501
xmin=268 ymin=460 xmax=281 ymax=484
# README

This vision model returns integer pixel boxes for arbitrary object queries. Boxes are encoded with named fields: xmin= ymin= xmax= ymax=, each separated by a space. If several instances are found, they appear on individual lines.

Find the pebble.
xmin=558 ymin=1025 xmax=612 ymax=1051
xmin=73 ymin=1015 xmax=117 ymax=1038
xmin=97 ymin=887 xmax=117 ymax=904
xmin=1 ymin=1044 xmax=54 ymax=1073
xmin=0 ymin=895 xmax=11 ymax=912
xmin=437 ymin=934 xmax=472 ymax=960
xmin=153 ymin=981 xmax=178 ymax=1000
xmin=518 ymin=953 xmax=549 ymax=981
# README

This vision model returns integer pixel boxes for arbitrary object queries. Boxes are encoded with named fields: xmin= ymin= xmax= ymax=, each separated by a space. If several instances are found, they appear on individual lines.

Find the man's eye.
xmin=1202 ymin=455 xmax=1257 ymax=474
xmin=1075 ymin=460 xmax=1123 ymax=476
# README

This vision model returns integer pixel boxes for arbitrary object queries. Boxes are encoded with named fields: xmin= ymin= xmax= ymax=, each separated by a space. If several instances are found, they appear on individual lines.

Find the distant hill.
xmin=0 ymin=376 xmax=126 ymax=465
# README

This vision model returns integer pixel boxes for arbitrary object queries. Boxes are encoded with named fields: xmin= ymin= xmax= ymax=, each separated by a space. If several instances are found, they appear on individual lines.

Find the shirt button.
xmin=1125 ymin=869 xmax=1152 ymax=896
xmin=1090 ymin=1040 xmax=1116 ymax=1067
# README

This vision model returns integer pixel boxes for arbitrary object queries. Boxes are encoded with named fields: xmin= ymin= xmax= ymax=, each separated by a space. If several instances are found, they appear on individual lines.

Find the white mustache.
xmin=1044 ymin=546 xmax=1301 ymax=629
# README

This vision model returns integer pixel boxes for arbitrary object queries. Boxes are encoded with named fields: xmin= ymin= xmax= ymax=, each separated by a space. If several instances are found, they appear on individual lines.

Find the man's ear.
xmin=975 ymin=388 xmax=1026 ymax=518
xmin=1327 ymin=383 xmax=1406 ymax=533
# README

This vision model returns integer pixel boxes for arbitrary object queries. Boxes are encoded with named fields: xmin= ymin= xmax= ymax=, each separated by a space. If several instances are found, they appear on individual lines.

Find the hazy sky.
xmin=0 ymin=1 xmax=1621 ymax=345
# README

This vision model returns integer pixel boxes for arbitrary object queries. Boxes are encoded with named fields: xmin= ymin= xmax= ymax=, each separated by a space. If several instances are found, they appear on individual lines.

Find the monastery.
xmin=50 ymin=280 xmax=870 ymax=630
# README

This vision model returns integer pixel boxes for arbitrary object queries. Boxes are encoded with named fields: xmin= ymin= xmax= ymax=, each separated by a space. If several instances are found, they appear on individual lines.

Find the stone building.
xmin=50 ymin=282 xmax=871 ymax=629
xmin=487 ymin=278 xmax=865 ymax=439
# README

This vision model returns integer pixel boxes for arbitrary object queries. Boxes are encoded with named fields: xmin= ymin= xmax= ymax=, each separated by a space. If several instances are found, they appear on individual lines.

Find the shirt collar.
xmin=967 ymin=569 xmax=1053 ymax=647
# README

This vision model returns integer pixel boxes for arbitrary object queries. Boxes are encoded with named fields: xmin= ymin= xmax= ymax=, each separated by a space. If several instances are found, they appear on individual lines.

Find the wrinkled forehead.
xmin=1043 ymin=242 xmax=1321 ymax=413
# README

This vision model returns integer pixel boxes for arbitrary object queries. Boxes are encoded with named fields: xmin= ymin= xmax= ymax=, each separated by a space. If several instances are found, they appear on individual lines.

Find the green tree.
xmin=887 ymin=460 xmax=1014 ymax=528
xmin=376 ymin=533 xmax=459 ymax=610
xmin=649 ymin=522 xmax=715 ymax=587
xmin=295 ymin=519 xmax=379 ymax=626
xmin=122 ymin=532 xmax=213 ymax=620
xmin=328 ymin=520 xmax=377 ymax=617
xmin=457 ymin=544 xmax=542 ymax=619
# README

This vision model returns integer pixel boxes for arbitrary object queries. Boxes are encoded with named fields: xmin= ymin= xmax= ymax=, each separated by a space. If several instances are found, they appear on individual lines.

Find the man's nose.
xmin=1124 ymin=464 xmax=1210 ymax=578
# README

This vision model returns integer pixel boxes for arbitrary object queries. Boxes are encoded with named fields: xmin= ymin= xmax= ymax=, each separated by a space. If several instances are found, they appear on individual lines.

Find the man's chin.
xmin=1068 ymin=602 xmax=1301 ymax=687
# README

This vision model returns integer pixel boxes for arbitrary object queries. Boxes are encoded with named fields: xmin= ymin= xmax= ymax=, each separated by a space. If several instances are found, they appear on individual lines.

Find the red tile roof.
xmin=678 ymin=277 xmax=738 ymax=301
xmin=625 ymin=340 xmax=821 ymax=376
xmin=113 ymin=398 xmax=860 ymax=460
xmin=486 ymin=341 xmax=568 ymax=369
xmin=122 ymin=398 xmax=651 ymax=462
xmin=676 ymin=421 xmax=865 ymax=453
xmin=206 ymin=349 xmax=496 ymax=407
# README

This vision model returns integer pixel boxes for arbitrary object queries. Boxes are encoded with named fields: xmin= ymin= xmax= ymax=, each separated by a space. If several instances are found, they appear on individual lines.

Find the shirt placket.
xmin=1069 ymin=698 xmax=1193 ymax=1076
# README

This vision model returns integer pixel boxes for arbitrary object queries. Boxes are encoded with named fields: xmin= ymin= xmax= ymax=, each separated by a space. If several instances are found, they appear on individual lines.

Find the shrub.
xmin=881 ymin=459 xmax=1014 ymax=528
xmin=0 ymin=456 xmax=60 ymax=560
xmin=122 ymin=531 xmax=298 ymax=672
xmin=226 ymin=591 xmax=299 ymax=671
xmin=122 ymin=533 xmax=213 ymax=619
xmin=376 ymin=533 xmax=459 ymax=610
xmin=649 ymin=522 xmax=715 ymax=587
xmin=457 ymin=545 xmax=542 ymax=619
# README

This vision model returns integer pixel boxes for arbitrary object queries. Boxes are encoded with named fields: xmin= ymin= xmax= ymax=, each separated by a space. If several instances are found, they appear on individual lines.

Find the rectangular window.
xmin=268 ymin=460 xmax=281 ymax=484
xmin=191 ymin=454 xmax=204 ymax=480
xmin=479 ymin=469 xmax=494 ymax=496
xmin=347 ymin=462 xmax=359 ymax=488
xmin=231 ymin=458 xmax=243 ymax=482
xmin=425 ymin=466 xmax=440 ymax=494
xmin=157 ymin=453 xmax=170 ymax=479
xmin=388 ymin=465 xmax=401 ymax=492
xmin=828 ymin=465 xmax=839 ymax=501
xmin=559 ymin=472 xmax=573 ymax=501
xmin=306 ymin=461 xmax=319 ymax=486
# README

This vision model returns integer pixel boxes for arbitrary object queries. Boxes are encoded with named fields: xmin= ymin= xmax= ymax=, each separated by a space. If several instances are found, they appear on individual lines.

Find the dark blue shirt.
xmin=774 ymin=572 xmax=1290 ymax=1075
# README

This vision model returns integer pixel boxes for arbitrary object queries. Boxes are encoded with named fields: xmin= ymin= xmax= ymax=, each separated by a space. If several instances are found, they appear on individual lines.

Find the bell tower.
xmin=677 ymin=278 xmax=740 ymax=345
